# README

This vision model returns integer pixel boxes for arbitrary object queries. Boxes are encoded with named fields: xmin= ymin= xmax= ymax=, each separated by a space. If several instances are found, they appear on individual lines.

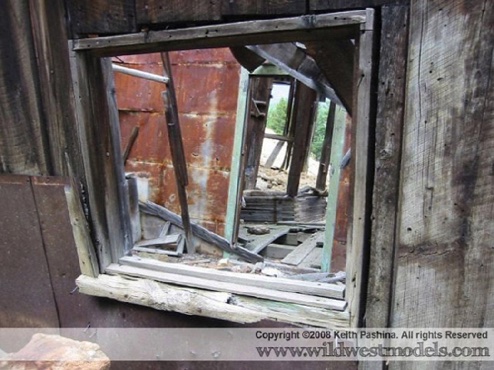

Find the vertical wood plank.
xmin=316 ymin=101 xmax=337 ymax=190
xmin=244 ymin=76 xmax=274 ymax=189
xmin=346 ymin=9 xmax=375 ymax=328
xmin=28 ymin=0 xmax=84 ymax=178
xmin=286 ymin=81 xmax=318 ymax=197
xmin=0 ymin=175 xmax=59 ymax=327
xmin=363 ymin=4 xmax=409 ymax=335
xmin=322 ymin=105 xmax=348 ymax=272
xmin=225 ymin=68 xmax=250 ymax=245
xmin=390 ymin=0 xmax=494 ymax=339
xmin=69 ymin=50 xmax=132 ymax=269
xmin=0 ymin=0 xmax=51 ymax=175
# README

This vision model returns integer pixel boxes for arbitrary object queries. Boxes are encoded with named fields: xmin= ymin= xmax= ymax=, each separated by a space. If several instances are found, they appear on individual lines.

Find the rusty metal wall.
xmin=115 ymin=49 xmax=240 ymax=236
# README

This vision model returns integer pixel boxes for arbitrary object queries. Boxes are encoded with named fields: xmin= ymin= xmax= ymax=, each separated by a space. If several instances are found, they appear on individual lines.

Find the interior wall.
xmin=115 ymin=50 xmax=240 ymax=236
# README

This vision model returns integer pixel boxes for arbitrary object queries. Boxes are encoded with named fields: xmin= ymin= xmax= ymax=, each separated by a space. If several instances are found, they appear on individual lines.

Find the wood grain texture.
xmin=0 ymin=1 xmax=51 ymax=175
xmin=66 ymin=0 xmax=137 ymax=36
xmin=345 ymin=9 xmax=375 ymax=328
xmin=364 ymin=4 xmax=409 ymax=330
xmin=287 ymin=81 xmax=318 ymax=197
xmin=221 ymin=0 xmax=306 ymax=17
xmin=305 ymin=39 xmax=356 ymax=115
xmin=136 ymin=0 xmax=221 ymax=25
xmin=390 ymin=0 xmax=494 ymax=339
xmin=310 ymin=0 xmax=408 ymax=11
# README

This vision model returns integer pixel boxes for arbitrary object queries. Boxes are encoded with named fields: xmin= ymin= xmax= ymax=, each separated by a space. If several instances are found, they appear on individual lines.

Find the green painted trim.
xmin=321 ymin=105 xmax=347 ymax=272
xmin=225 ymin=68 xmax=250 ymax=249
xmin=251 ymin=64 xmax=288 ymax=76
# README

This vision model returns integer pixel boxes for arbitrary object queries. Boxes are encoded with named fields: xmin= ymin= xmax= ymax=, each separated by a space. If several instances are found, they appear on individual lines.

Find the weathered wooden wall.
xmin=390 ymin=0 xmax=494 ymax=335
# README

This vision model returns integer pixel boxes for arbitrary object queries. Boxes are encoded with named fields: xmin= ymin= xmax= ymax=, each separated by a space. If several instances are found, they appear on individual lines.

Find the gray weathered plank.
xmin=282 ymin=231 xmax=325 ymax=266
xmin=120 ymin=255 xmax=345 ymax=299
xmin=390 ymin=0 xmax=494 ymax=335
xmin=72 ymin=12 xmax=366 ymax=56
xmin=345 ymin=9 xmax=375 ymax=328
xmin=364 ymin=4 xmax=409 ymax=335
xmin=108 ymin=263 xmax=347 ymax=310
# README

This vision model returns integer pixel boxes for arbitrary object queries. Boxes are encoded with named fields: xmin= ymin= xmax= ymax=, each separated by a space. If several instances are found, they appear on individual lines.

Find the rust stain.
xmin=114 ymin=48 xmax=240 ymax=236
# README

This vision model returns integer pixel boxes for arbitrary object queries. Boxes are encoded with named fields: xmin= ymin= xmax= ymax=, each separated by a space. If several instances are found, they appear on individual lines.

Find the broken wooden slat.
xmin=316 ymin=101 xmax=337 ymax=191
xmin=120 ymin=255 xmax=345 ymax=299
xmin=77 ymin=273 xmax=349 ymax=328
xmin=109 ymin=263 xmax=346 ymax=310
xmin=133 ymin=246 xmax=181 ymax=257
xmin=264 ymin=244 xmax=296 ymax=259
xmin=282 ymin=231 xmax=325 ymax=266
xmin=244 ymin=226 xmax=292 ymax=254
xmin=286 ymin=82 xmax=318 ymax=197
xmin=305 ymin=40 xmax=355 ymax=114
xmin=299 ymin=247 xmax=323 ymax=270
xmin=122 ymin=126 xmax=139 ymax=166
xmin=161 ymin=52 xmax=195 ymax=253
xmin=265 ymin=141 xmax=286 ymax=168
xmin=134 ymin=234 xmax=181 ymax=248
xmin=140 ymin=201 xmax=263 ymax=263
xmin=244 ymin=76 xmax=273 ymax=189
xmin=246 ymin=43 xmax=341 ymax=105
xmin=112 ymin=64 xmax=169 ymax=84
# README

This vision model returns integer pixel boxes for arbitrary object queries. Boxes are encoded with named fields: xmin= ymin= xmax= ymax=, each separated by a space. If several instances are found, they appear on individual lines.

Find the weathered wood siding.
xmin=0 ymin=0 xmax=82 ymax=178
xmin=390 ymin=0 xmax=494 ymax=340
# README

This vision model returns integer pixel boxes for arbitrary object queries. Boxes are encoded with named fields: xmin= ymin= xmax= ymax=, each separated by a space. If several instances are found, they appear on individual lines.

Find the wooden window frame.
xmin=68 ymin=10 xmax=375 ymax=328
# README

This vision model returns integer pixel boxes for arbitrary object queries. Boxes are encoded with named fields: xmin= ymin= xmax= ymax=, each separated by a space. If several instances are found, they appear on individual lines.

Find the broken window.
xmin=68 ymin=10 xmax=375 ymax=328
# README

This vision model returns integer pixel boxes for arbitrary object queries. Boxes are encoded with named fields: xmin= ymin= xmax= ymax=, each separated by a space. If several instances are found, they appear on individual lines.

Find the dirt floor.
xmin=256 ymin=129 xmax=320 ymax=192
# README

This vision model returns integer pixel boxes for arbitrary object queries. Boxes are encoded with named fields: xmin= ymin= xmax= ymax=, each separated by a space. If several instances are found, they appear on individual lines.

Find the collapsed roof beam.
xmin=244 ymin=43 xmax=344 ymax=109
xmin=304 ymin=40 xmax=355 ymax=115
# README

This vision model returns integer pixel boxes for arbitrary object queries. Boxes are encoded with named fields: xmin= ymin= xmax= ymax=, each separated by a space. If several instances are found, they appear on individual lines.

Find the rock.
xmin=246 ymin=225 xmax=271 ymax=235
xmin=1 ymin=333 xmax=110 ymax=370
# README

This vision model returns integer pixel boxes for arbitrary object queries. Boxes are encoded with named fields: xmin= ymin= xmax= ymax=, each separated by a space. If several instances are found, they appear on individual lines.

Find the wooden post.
xmin=316 ymin=101 xmax=337 ymax=191
xmin=286 ymin=81 xmax=318 ymax=197
xmin=243 ymin=76 xmax=273 ymax=189
xmin=321 ymin=106 xmax=347 ymax=272
xmin=161 ymin=52 xmax=195 ymax=254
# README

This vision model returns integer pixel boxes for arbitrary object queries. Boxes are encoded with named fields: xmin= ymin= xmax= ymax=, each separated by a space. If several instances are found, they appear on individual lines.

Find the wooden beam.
xmin=305 ymin=39 xmax=355 ymax=115
xmin=265 ymin=141 xmax=286 ymax=168
xmin=161 ymin=52 xmax=195 ymax=253
xmin=321 ymin=106 xmax=348 ymax=272
xmin=246 ymin=43 xmax=342 ymax=105
xmin=69 ymin=51 xmax=133 ymax=268
xmin=346 ymin=9 xmax=375 ymax=328
xmin=71 ymin=11 xmax=366 ymax=56
xmin=282 ymin=231 xmax=325 ymax=266
xmin=119 ymin=255 xmax=345 ymax=299
xmin=107 ymin=263 xmax=347 ymax=310
xmin=112 ymin=63 xmax=169 ymax=84
xmin=286 ymin=82 xmax=318 ymax=197
xmin=243 ymin=76 xmax=274 ymax=189
xmin=244 ymin=226 xmax=292 ymax=254
xmin=364 ymin=5 xmax=408 ymax=334
xmin=310 ymin=0 xmax=409 ymax=12
xmin=140 ymin=201 xmax=263 ymax=263
xmin=316 ymin=101 xmax=337 ymax=190
xmin=229 ymin=46 xmax=266 ymax=72
xmin=77 ymin=273 xmax=350 ymax=328
xmin=225 ymin=68 xmax=250 ymax=246
xmin=64 ymin=181 xmax=99 ymax=278
xmin=263 ymin=133 xmax=293 ymax=142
